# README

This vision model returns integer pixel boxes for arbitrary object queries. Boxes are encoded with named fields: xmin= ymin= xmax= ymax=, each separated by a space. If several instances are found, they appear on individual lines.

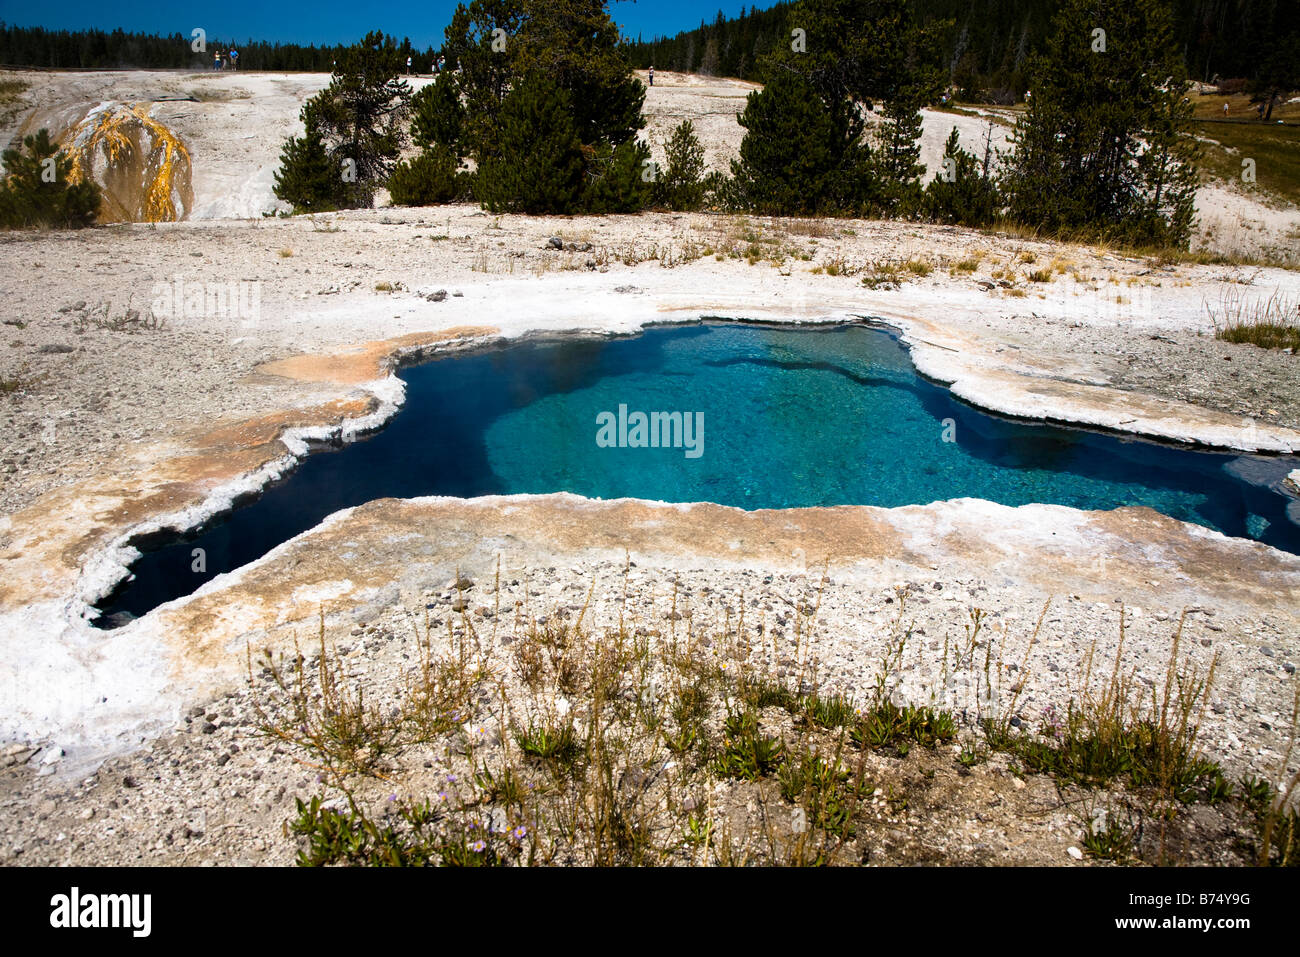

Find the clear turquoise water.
xmin=95 ymin=322 xmax=1300 ymax=625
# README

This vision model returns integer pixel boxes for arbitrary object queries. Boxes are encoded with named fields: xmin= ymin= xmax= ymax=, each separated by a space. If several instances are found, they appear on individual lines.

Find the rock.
xmin=37 ymin=344 xmax=75 ymax=354
xmin=39 ymin=746 xmax=64 ymax=766
xmin=216 ymin=753 xmax=230 ymax=767
xmin=546 ymin=236 xmax=563 ymax=250
xmin=1067 ymin=846 xmax=1084 ymax=860
xmin=424 ymin=289 xmax=448 ymax=302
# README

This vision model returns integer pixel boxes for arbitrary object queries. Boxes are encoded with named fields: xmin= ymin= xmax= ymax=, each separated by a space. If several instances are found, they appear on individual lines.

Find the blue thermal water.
xmin=94 ymin=322 xmax=1300 ymax=625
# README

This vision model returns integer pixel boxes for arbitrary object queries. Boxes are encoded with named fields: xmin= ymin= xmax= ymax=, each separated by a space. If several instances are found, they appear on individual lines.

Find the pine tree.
xmin=439 ymin=0 xmax=649 ymax=214
xmin=0 ymin=128 xmax=101 ymax=228
xmin=584 ymin=138 xmax=654 ymax=213
xmin=1001 ymin=0 xmax=1199 ymax=247
xmin=1247 ymin=30 xmax=1299 ymax=121
xmin=475 ymin=75 xmax=587 ymax=214
xmin=305 ymin=30 xmax=412 ymax=208
xmin=655 ymin=120 xmax=706 ymax=210
xmin=922 ymin=126 xmax=1000 ymax=226
xmin=273 ymin=104 xmax=345 ymax=213
xmin=873 ymin=96 xmax=926 ymax=215
xmin=410 ymin=75 xmax=465 ymax=152
xmin=388 ymin=146 xmax=468 ymax=206
xmin=730 ymin=68 xmax=872 ymax=215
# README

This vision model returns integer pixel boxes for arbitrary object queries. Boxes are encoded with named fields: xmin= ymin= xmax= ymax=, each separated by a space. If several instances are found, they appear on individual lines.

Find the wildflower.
xmin=470 ymin=840 xmax=486 ymax=853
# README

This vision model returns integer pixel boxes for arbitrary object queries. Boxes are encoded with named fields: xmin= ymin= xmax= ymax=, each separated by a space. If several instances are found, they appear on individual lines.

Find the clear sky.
xmin=1 ymin=1 xmax=762 ymax=47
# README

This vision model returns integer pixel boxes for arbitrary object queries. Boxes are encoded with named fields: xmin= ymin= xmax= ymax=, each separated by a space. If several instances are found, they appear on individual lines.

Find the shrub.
xmin=0 ymin=128 xmax=100 ymax=228
xmin=388 ymin=146 xmax=469 ymax=206
xmin=475 ymin=75 xmax=587 ymax=215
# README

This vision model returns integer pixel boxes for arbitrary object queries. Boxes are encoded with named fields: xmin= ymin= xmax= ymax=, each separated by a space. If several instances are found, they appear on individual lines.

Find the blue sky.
xmin=1 ymin=1 xmax=763 ymax=47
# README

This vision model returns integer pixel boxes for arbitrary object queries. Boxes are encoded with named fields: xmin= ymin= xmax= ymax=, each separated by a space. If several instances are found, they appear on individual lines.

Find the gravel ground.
xmin=1 ymin=562 xmax=1290 ymax=866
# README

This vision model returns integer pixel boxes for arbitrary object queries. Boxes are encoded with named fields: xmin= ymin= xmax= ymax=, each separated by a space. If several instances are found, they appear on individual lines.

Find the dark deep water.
xmin=94 ymin=322 xmax=1300 ymax=626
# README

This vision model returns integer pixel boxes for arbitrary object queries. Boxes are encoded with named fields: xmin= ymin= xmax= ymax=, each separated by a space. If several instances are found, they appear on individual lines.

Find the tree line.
xmin=2 ymin=0 xmax=1283 ymax=249
xmin=626 ymin=0 xmax=1298 ymax=102
xmin=0 ymin=22 xmax=438 ymax=72
xmin=267 ymin=0 xmax=1212 ymax=251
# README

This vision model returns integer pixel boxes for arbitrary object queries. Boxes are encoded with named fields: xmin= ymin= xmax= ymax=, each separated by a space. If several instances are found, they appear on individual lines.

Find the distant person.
xmin=214 ymin=51 xmax=221 ymax=71
xmin=648 ymin=65 xmax=654 ymax=87
xmin=406 ymin=55 xmax=412 ymax=75
xmin=229 ymin=49 xmax=239 ymax=71
xmin=1223 ymin=102 xmax=1229 ymax=116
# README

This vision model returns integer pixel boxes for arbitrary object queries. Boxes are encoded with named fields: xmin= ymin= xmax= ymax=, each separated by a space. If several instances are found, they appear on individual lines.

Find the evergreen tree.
xmin=584 ymin=139 xmax=654 ymax=213
xmin=439 ymin=0 xmax=648 ymax=214
xmin=922 ymin=126 xmax=1000 ymax=225
xmin=730 ymin=68 xmax=872 ymax=215
xmin=655 ymin=120 xmax=707 ymax=210
xmin=410 ymin=75 xmax=465 ymax=152
xmin=305 ymin=30 xmax=412 ymax=208
xmin=388 ymin=145 xmax=469 ymax=206
xmin=1001 ymin=0 xmax=1199 ymax=247
xmin=475 ymin=75 xmax=587 ymax=214
xmin=873 ymin=96 xmax=926 ymax=215
xmin=273 ymin=102 xmax=347 ymax=212
xmin=0 ymin=128 xmax=101 ymax=228
xmin=1247 ymin=30 xmax=1299 ymax=121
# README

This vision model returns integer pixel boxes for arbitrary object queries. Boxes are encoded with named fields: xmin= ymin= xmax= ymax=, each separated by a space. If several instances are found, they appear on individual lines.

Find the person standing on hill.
xmin=648 ymin=65 xmax=654 ymax=87
xmin=229 ymin=49 xmax=239 ymax=71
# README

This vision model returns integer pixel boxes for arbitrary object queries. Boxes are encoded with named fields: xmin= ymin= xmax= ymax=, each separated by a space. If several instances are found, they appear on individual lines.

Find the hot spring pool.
xmin=94 ymin=321 xmax=1300 ymax=625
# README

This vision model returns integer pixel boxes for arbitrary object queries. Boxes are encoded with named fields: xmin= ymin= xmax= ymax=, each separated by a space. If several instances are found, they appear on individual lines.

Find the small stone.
xmin=37 ymin=344 xmax=75 ymax=354
xmin=1067 ymin=846 xmax=1083 ymax=860
xmin=546 ymin=236 xmax=563 ymax=249
xmin=216 ymin=753 xmax=231 ymax=767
